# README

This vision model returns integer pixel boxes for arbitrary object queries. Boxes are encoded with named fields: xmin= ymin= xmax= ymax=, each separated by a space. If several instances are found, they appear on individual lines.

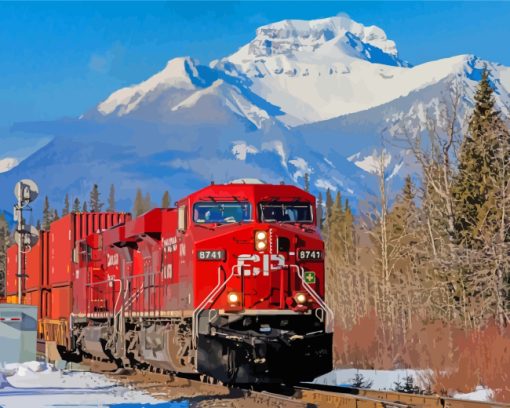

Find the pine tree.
xmin=161 ymin=190 xmax=171 ymax=208
xmin=36 ymin=219 xmax=41 ymax=230
xmin=453 ymin=69 xmax=510 ymax=247
xmin=73 ymin=198 xmax=80 ymax=213
xmin=42 ymin=196 xmax=52 ymax=230
xmin=0 ymin=213 xmax=9 ymax=297
xmin=107 ymin=184 xmax=115 ymax=212
xmin=143 ymin=192 xmax=152 ymax=213
xmin=325 ymin=189 xmax=334 ymax=219
xmin=82 ymin=201 xmax=88 ymax=212
xmin=53 ymin=209 xmax=59 ymax=222
xmin=304 ymin=173 xmax=310 ymax=192
xmin=89 ymin=184 xmax=103 ymax=212
xmin=317 ymin=192 xmax=324 ymax=229
xmin=133 ymin=188 xmax=144 ymax=216
xmin=62 ymin=194 xmax=70 ymax=216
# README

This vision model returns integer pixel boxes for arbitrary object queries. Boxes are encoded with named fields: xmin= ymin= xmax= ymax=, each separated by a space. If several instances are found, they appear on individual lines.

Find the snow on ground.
xmin=453 ymin=386 xmax=494 ymax=402
xmin=0 ymin=361 xmax=188 ymax=408
xmin=315 ymin=369 xmax=495 ymax=403
xmin=314 ymin=368 xmax=429 ymax=390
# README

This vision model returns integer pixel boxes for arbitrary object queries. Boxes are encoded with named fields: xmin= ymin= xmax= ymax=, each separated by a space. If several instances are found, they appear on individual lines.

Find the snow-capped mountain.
xmin=2 ymin=15 xmax=510 ymax=214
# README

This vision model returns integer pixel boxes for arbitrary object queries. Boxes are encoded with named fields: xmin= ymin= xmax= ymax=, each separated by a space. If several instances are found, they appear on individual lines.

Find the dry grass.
xmin=333 ymin=314 xmax=510 ymax=402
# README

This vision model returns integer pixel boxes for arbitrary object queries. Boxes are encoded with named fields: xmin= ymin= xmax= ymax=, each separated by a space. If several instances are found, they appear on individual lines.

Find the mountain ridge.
xmin=2 ymin=15 xmax=510 ymax=215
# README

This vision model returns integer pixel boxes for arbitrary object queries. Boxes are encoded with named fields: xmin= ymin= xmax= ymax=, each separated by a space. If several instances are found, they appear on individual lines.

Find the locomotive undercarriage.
xmin=72 ymin=311 xmax=332 ymax=385
xmin=197 ymin=312 xmax=333 ymax=384
xmin=74 ymin=316 xmax=196 ymax=374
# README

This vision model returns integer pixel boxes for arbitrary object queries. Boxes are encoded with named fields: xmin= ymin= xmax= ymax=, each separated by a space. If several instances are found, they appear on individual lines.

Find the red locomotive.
xmin=6 ymin=180 xmax=333 ymax=384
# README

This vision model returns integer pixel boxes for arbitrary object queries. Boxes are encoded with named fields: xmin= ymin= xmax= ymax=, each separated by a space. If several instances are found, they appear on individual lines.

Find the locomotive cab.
xmin=180 ymin=180 xmax=333 ymax=384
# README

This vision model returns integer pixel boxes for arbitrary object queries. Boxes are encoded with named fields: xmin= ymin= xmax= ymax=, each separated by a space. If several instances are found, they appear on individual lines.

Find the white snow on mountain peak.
xmin=97 ymin=56 xmax=200 ymax=116
xmin=93 ymin=16 xmax=510 ymax=130
xmin=227 ymin=16 xmax=401 ymax=63
xmin=171 ymin=79 xmax=272 ymax=128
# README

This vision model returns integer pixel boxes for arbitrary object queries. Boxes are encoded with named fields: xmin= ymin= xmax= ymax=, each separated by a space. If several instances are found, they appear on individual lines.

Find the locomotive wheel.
xmin=225 ymin=348 xmax=237 ymax=384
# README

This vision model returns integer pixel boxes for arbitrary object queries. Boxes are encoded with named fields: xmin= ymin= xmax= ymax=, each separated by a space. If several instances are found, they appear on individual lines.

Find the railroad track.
xmin=82 ymin=359 xmax=310 ymax=407
xmin=80 ymin=359 xmax=509 ymax=408
xmin=295 ymin=383 xmax=510 ymax=408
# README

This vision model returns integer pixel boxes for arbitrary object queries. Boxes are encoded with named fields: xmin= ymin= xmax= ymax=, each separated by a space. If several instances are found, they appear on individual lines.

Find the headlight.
xmin=256 ymin=231 xmax=267 ymax=241
xmin=227 ymin=292 xmax=240 ymax=305
xmin=294 ymin=292 xmax=307 ymax=305
xmin=255 ymin=230 xmax=268 ymax=251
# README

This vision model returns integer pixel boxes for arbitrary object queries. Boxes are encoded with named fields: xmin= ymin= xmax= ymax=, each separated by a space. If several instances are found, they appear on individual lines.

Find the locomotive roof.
xmin=180 ymin=182 xmax=315 ymax=205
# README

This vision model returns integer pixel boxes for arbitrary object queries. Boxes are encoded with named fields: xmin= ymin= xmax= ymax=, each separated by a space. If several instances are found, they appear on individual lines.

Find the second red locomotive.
xmin=7 ymin=180 xmax=333 ymax=384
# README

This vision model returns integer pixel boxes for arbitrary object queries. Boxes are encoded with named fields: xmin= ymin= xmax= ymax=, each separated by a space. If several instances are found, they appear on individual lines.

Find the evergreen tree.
xmin=62 ymin=194 xmax=70 ymax=216
xmin=89 ymin=184 xmax=103 ymax=212
xmin=72 ymin=197 xmax=80 ymax=213
xmin=317 ymin=192 xmax=324 ymax=229
xmin=0 ymin=213 xmax=9 ymax=297
xmin=133 ymin=188 xmax=144 ymax=216
xmin=143 ymin=192 xmax=152 ymax=213
xmin=107 ymin=184 xmax=115 ymax=212
xmin=304 ymin=173 xmax=310 ymax=192
xmin=325 ymin=188 xmax=334 ymax=219
xmin=82 ymin=201 xmax=88 ymax=212
xmin=36 ymin=219 xmax=41 ymax=231
xmin=53 ymin=209 xmax=59 ymax=222
xmin=161 ymin=190 xmax=171 ymax=208
xmin=453 ymin=69 xmax=510 ymax=247
xmin=42 ymin=196 xmax=52 ymax=230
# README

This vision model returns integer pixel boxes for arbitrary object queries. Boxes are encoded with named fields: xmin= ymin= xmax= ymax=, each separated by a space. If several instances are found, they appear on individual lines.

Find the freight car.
xmin=7 ymin=180 xmax=333 ymax=385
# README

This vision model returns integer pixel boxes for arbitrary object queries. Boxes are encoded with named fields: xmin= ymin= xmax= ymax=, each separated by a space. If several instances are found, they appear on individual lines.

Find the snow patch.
xmin=232 ymin=141 xmax=258 ymax=160
xmin=0 ymin=361 xmax=168 ymax=408
xmin=324 ymin=157 xmax=335 ymax=168
xmin=0 ymin=157 xmax=19 ymax=173
xmin=314 ymin=368 xmax=429 ymax=390
xmin=353 ymin=151 xmax=391 ymax=174
xmin=453 ymin=386 xmax=494 ymax=402
xmin=388 ymin=160 xmax=404 ymax=180
xmin=261 ymin=140 xmax=287 ymax=168
xmin=315 ymin=179 xmax=337 ymax=191
xmin=289 ymin=157 xmax=312 ymax=182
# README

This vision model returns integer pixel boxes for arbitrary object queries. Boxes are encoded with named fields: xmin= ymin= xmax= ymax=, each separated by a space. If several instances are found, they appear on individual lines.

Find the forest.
xmin=322 ymin=71 xmax=510 ymax=400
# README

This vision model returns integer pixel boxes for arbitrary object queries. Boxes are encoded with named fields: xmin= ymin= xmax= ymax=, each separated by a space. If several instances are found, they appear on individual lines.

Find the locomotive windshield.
xmin=193 ymin=202 xmax=252 ymax=224
xmin=259 ymin=202 xmax=313 ymax=223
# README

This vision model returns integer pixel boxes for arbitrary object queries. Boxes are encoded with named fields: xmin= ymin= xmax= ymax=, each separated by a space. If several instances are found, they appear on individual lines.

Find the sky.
xmin=1 ymin=1 xmax=510 ymax=152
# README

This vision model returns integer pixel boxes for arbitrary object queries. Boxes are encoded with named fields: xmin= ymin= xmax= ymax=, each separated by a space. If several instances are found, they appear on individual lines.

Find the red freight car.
xmin=25 ymin=231 xmax=49 ymax=291
xmin=45 ymin=212 xmax=130 ymax=343
xmin=6 ymin=233 xmax=50 ymax=317
xmin=5 ymin=212 xmax=130 ymax=341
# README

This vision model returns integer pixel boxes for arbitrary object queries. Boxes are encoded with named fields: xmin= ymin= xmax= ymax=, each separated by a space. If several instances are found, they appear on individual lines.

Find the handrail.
xmin=122 ymin=284 xmax=144 ymax=312
xmin=290 ymin=265 xmax=334 ymax=333
xmin=191 ymin=264 xmax=241 ymax=349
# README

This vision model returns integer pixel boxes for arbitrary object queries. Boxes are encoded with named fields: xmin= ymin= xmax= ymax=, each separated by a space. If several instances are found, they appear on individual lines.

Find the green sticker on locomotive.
xmin=304 ymin=271 xmax=316 ymax=284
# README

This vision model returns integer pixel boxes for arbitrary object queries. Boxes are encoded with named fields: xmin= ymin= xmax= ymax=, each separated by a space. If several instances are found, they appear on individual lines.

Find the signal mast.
xmin=13 ymin=179 xmax=39 ymax=304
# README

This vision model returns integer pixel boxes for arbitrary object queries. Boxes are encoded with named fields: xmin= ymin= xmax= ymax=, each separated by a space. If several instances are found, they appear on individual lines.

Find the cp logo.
xmin=237 ymin=254 xmax=286 ymax=276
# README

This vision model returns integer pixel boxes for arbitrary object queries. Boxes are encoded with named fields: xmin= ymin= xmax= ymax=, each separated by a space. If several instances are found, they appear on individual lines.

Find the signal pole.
xmin=16 ymin=193 xmax=23 ymax=304
xmin=13 ymin=179 xmax=39 ymax=304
